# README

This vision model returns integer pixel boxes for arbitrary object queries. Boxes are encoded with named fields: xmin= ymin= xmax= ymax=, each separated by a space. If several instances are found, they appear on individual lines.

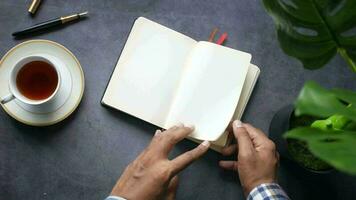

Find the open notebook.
xmin=102 ymin=17 xmax=260 ymax=151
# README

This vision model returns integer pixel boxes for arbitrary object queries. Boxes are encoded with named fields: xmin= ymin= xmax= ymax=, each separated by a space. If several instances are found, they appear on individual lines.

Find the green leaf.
xmin=311 ymin=115 xmax=350 ymax=130
xmin=295 ymin=81 xmax=356 ymax=121
xmin=263 ymin=0 xmax=356 ymax=72
xmin=289 ymin=82 xmax=356 ymax=174
xmin=331 ymin=88 xmax=356 ymax=106
xmin=285 ymin=127 xmax=356 ymax=175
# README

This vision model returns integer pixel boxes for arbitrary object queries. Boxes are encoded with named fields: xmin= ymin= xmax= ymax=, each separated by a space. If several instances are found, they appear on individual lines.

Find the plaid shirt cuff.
xmin=247 ymin=183 xmax=290 ymax=200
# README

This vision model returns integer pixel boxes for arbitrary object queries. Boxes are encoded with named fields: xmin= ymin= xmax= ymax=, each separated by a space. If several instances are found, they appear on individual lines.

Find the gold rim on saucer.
xmin=0 ymin=39 xmax=85 ymax=126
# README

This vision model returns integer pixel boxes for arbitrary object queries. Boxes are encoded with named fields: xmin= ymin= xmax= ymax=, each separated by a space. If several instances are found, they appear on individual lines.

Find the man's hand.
xmin=219 ymin=120 xmax=279 ymax=196
xmin=111 ymin=124 xmax=210 ymax=200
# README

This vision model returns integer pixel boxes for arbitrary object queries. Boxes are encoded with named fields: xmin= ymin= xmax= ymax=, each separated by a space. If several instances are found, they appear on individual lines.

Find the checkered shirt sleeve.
xmin=247 ymin=183 xmax=290 ymax=200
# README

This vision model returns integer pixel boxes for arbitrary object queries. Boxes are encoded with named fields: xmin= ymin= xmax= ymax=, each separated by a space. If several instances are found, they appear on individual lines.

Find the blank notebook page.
xmin=103 ymin=17 xmax=197 ymax=126
xmin=165 ymin=42 xmax=251 ymax=141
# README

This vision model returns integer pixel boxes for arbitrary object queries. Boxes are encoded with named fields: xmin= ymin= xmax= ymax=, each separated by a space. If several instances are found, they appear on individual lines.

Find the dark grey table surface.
xmin=1 ymin=0 xmax=356 ymax=200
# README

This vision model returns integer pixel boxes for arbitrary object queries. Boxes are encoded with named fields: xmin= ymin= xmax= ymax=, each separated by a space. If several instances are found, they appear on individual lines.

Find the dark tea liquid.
xmin=16 ymin=61 xmax=58 ymax=100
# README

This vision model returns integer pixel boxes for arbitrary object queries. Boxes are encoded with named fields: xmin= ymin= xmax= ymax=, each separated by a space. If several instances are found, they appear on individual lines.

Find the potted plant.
xmin=270 ymin=81 xmax=356 ymax=175
xmin=262 ymin=0 xmax=356 ymax=174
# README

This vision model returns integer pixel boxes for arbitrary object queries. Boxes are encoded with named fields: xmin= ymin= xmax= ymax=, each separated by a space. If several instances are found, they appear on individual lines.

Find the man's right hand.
xmin=219 ymin=120 xmax=279 ymax=196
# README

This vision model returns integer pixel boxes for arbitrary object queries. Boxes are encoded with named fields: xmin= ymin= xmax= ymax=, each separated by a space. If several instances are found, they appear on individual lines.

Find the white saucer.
xmin=0 ymin=40 xmax=85 ymax=126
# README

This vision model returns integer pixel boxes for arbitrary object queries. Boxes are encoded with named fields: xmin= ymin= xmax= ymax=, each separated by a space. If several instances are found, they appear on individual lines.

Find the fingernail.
xmin=187 ymin=124 xmax=195 ymax=130
xmin=201 ymin=140 xmax=211 ymax=147
xmin=233 ymin=120 xmax=243 ymax=128
xmin=154 ymin=130 xmax=161 ymax=136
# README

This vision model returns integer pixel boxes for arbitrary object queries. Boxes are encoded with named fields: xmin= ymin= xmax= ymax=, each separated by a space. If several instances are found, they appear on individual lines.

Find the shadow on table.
xmin=279 ymin=158 xmax=356 ymax=200
xmin=7 ymin=96 xmax=86 ymax=143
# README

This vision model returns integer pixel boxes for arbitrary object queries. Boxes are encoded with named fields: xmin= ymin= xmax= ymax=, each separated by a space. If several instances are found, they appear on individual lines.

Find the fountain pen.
xmin=12 ymin=11 xmax=88 ymax=37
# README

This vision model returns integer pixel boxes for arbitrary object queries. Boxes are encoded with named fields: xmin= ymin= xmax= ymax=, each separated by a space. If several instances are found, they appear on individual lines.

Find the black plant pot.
xmin=269 ymin=104 xmax=333 ymax=174
xmin=269 ymin=104 xmax=294 ymax=160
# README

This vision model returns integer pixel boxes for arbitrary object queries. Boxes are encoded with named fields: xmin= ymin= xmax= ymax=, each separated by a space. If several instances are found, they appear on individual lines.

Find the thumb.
xmin=165 ymin=176 xmax=179 ymax=200
xmin=233 ymin=120 xmax=254 ymax=157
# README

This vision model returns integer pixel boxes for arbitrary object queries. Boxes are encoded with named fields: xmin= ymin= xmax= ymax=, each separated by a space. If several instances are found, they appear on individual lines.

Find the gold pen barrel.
xmin=28 ymin=0 xmax=41 ymax=15
xmin=60 ymin=12 xmax=88 ymax=24
xmin=60 ymin=14 xmax=79 ymax=24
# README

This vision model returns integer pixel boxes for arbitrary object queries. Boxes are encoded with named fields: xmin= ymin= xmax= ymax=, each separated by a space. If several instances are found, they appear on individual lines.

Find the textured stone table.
xmin=1 ymin=0 xmax=356 ymax=199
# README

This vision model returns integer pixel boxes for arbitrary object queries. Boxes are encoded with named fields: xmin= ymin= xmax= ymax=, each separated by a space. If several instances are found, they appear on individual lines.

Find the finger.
xmin=226 ymin=121 xmax=233 ymax=133
xmin=227 ymin=130 xmax=234 ymax=142
xmin=170 ymin=140 xmax=210 ymax=174
xmin=221 ymin=144 xmax=237 ymax=156
xmin=167 ymin=123 xmax=183 ymax=131
xmin=161 ymin=124 xmax=194 ymax=155
xmin=219 ymin=160 xmax=238 ymax=171
xmin=165 ymin=176 xmax=179 ymax=200
xmin=242 ymin=123 xmax=265 ymax=137
xmin=243 ymin=123 xmax=268 ymax=147
xmin=148 ymin=129 xmax=163 ymax=147
xmin=155 ymin=129 xmax=162 ymax=136
xmin=233 ymin=120 xmax=254 ymax=157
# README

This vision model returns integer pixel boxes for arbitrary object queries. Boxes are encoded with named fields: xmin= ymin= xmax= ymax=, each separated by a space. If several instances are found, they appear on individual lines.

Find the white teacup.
xmin=1 ymin=55 xmax=62 ymax=107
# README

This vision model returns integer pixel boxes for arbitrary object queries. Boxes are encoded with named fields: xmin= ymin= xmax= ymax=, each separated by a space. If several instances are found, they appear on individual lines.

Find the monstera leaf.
xmin=285 ymin=81 xmax=356 ymax=175
xmin=295 ymin=81 xmax=356 ymax=121
xmin=263 ymin=0 xmax=356 ymax=72
xmin=285 ymin=127 xmax=356 ymax=175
